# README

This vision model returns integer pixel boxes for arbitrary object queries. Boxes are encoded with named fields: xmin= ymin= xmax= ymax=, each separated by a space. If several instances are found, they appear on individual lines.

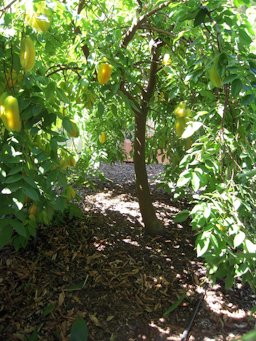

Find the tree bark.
xmin=120 ymin=4 xmax=170 ymax=235
xmin=132 ymin=40 xmax=164 ymax=235
xmin=133 ymin=109 xmax=163 ymax=235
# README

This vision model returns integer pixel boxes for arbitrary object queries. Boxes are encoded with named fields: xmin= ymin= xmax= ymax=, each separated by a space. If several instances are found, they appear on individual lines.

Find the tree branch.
xmin=46 ymin=64 xmax=82 ymax=77
xmin=140 ymin=24 xmax=174 ymax=38
xmin=0 ymin=0 xmax=19 ymax=18
xmin=142 ymin=40 xmax=164 ymax=108
xmin=121 ymin=0 xmax=172 ymax=48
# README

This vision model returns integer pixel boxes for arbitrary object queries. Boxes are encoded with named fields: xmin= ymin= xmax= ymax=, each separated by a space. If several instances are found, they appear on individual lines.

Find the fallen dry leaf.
xmin=89 ymin=313 xmax=102 ymax=327
xmin=58 ymin=291 xmax=65 ymax=307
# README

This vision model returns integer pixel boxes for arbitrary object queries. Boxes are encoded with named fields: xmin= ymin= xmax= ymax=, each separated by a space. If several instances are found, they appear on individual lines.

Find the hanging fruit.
xmin=25 ymin=1 xmax=51 ymax=33
xmin=174 ymin=102 xmax=191 ymax=118
xmin=20 ymin=36 xmax=36 ymax=72
xmin=65 ymin=185 xmax=76 ymax=200
xmin=0 ymin=95 xmax=22 ymax=132
xmin=208 ymin=55 xmax=223 ymax=88
xmin=97 ymin=63 xmax=112 ymax=85
xmin=66 ymin=121 xmax=80 ymax=138
xmin=99 ymin=132 xmax=106 ymax=144
xmin=175 ymin=118 xmax=186 ymax=137
xmin=162 ymin=53 xmax=171 ymax=66
xmin=59 ymin=154 xmax=76 ymax=169
xmin=28 ymin=203 xmax=38 ymax=220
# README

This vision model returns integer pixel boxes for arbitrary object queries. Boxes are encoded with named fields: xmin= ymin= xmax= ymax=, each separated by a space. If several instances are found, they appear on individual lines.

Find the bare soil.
xmin=0 ymin=162 xmax=255 ymax=341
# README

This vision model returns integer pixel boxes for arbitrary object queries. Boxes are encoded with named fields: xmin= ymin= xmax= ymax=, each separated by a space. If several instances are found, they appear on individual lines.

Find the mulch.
xmin=0 ymin=163 xmax=255 ymax=341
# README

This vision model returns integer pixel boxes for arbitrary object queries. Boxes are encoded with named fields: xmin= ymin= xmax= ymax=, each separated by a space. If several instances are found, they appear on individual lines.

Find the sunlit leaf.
xmin=191 ymin=172 xmax=200 ymax=191
xmin=197 ymin=237 xmax=210 ymax=257
xmin=245 ymin=239 xmax=256 ymax=253
xmin=234 ymin=231 xmax=245 ymax=248
xmin=181 ymin=122 xmax=203 ymax=139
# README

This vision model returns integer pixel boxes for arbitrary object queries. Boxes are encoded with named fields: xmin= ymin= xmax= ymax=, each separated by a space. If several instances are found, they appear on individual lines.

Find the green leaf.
xmin=242 ymin=329 xmax=256 ymax=341
xmin=231 ymin=79 xmax=243 ymax=97
xmin=173 ymin=30 xmax=187 ymax=44
xmin=239 ymin=28 xmax=252 ymax=47
xmin=23 ymin=176 xmax=37 ymax=189
xmin=241 ymin=94 xmax=254 ymax=105
xmin=55 ymin=196 xmax=66 ymax=212
xmin=234 ymin=231 xmax=245 ymax=248
xmin=177 ymin=174 xmax=191 ymax=187
xmin=70 ymin=318 xmax=88 ymax=341
xmin=245 ymin=239 xmax=256 ymax=253
xmin=8 ymin=165 xmax=23 ymax=176
xmin=4 ymin=174 xmax=23 ymax=184
xmin=56 ymin=88 xmax=69 ymax=103
xmin=194 ymin=8 xmax=209 ymax=26
xmin=62 ymin=117 xmax=74 ymax=134
xmin=191 ymin=171 xmax=200 ymax=191
xmin=233 ymin=0 xmax=248 ymax=6
xmin=224 ymin=74 xmax=240 ymax=83
xmin=42 ymin=303 xmax=55 ymax=317
xmin=203 ymin=204 xmax=211 ymax=219
xmin=23 ymin=186 xmax=40 ymax=202
xmin=9 ymin=220 xmax=27 ymax=237
xmin=163 ymin=294 xmax=187 ymax=316
xmin=97 ymin=102 xmax=105 ymax=116
xmin=174 ymin=210 xmax=190 ymax=223
xmin=0 ymin=223 xmax=12 ymax=249
xmin=197 ymin=236 xmax=210 ymax=257
xmin=26 ymin=331 xmax=38 ymax=341
xmin=181 ymin=122 xmax=203 ymax=139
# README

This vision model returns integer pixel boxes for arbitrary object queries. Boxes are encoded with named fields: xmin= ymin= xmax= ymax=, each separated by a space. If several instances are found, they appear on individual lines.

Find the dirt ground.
xmin=0 ymin=162 xmax=255 ymax=341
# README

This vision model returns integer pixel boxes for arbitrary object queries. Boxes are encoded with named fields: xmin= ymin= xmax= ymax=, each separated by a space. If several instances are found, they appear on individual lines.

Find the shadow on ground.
xmin=0 ymin=173 xmax=255 ymax=341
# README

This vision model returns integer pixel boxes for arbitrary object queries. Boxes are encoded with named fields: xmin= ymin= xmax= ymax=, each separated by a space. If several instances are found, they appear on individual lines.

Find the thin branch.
xmin=141 ymin=24 xmax=174 ymax=38
xmin=46 ymin=65 xmax=82 ymax=77
xmin=205 ymin=10 xmax=222 ymax=52
xmin=0 ymin=0 xmax=19 ymax=14
xmin=121 ymin=0 xmax=172 ymax=48
xmin=77 ymin=0 xmax=86 ymax=14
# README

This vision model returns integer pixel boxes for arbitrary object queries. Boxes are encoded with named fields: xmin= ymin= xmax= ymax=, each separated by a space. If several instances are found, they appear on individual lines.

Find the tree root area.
xmin=0 ymin=163 xmax=255 ymax=341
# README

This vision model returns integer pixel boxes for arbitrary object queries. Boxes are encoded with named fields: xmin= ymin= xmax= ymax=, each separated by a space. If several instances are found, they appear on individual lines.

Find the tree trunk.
xmin=120 ymin=31 xmax=165 ymax=235
xmin=133 ymin=110 xmax=163 ymax=235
